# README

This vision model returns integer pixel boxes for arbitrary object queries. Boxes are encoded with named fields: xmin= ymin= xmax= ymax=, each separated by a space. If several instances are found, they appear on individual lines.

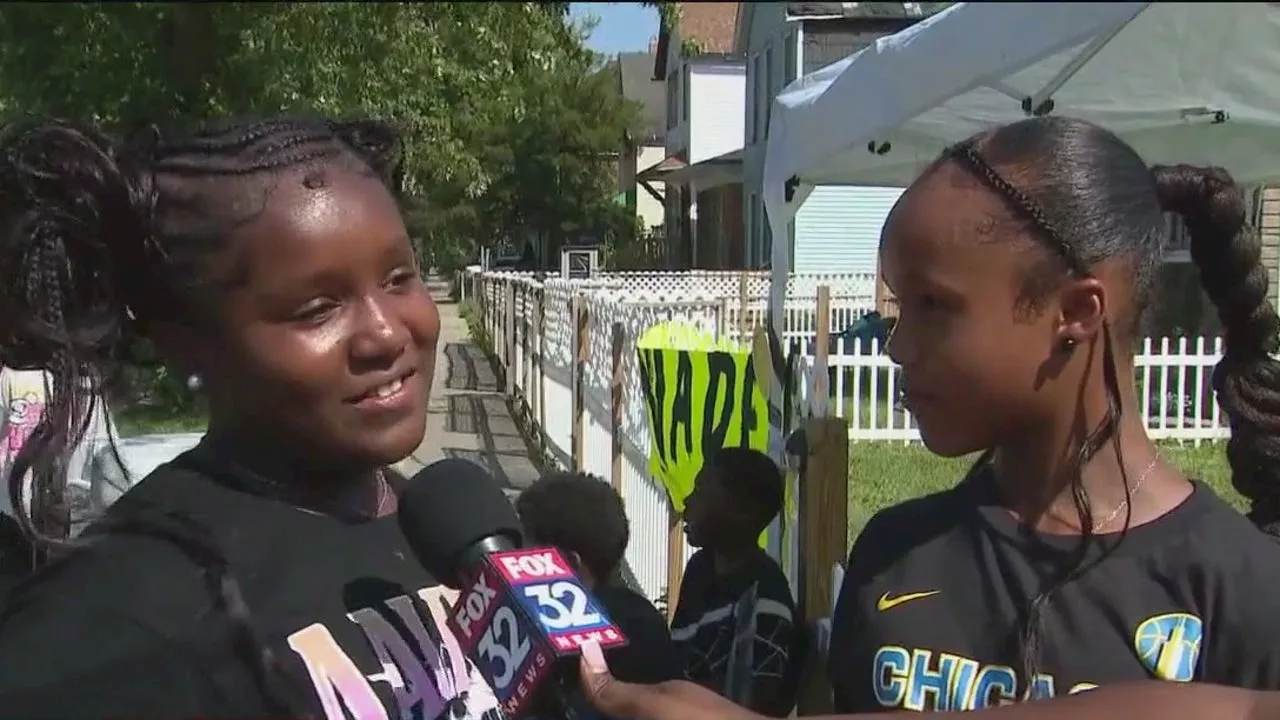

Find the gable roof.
xmin=680 ymin=2 xmax=739 ymax=53
xmin=616 ymin=51 xmax=666 ymax=145
xmin=654 ymin=2 xmax=741 ymax=79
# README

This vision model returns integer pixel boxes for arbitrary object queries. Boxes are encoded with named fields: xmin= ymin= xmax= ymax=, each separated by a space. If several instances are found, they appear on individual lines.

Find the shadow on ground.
xmin=444 ymin=342 xmax=493 ymax=392
xmin=425 ymin=341 xmax=539 ymax=492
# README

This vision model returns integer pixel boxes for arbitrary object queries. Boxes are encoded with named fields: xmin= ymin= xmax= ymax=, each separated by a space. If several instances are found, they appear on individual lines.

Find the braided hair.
xmin=0 ymin=114 xmax=403 ymax=714
xmin=937 ymin=116 xmax=1280 ymax=697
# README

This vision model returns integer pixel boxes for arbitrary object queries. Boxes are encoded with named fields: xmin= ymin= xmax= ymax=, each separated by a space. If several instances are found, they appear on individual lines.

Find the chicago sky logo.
xmin=1133 ymin=612 xmax=1203 ymax=682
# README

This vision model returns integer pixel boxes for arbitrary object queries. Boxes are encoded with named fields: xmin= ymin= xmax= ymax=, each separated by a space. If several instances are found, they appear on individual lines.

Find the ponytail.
xmin=0 ymin=118 xmax=155 ymax=550
xmin=1153 ymin=165 xmax=1280 ymax=536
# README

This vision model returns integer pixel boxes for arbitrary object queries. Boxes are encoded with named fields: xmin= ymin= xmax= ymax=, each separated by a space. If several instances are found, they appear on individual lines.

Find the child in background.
xmin=0 ymin=366 xmax=118 ymax=531
xmin=671 ymin=447 xmax=799 ymax=718
xmin=516 ymin=471 xmax=681 ymax=690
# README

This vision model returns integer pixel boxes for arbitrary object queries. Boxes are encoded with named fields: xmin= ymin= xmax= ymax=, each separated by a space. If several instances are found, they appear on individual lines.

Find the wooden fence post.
xmin=536 ymin=291 xmax=547 ymax=438
xmin=610 ymin=322 xmax=626 ymax=493
xmin=666 ymin=511 xmax=685 ymax=622
xmin=504 ymin=282 xmax=517 ymax=394
xmin=488 ymin=278 xmax=497 ymax=355
xmin=738 ymin=271 xmax=751 ymax=340
xmin=571 ymin=296 xmax=589 ymax=471
xmin=520 ymin=285 xmax=532 ymax=409
xmin=795 ymin=415 xmax=850 ymax=715
xmin=814 ymin=285 xmax=832 ymax=402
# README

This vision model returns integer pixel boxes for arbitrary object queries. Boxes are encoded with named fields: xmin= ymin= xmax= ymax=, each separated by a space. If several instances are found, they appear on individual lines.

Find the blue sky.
xmin=571 ymin=3 xmax=660 ymax=56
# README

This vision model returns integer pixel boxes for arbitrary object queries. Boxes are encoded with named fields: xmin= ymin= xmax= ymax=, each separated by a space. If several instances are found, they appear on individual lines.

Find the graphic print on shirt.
xmin=867 ymin=610 xmax=1206 ymax=710
xmin=288 ymin=585 xmax=505 ymax=720
xmin=672 ymin=583 xmax=793 ymax=701
xmin=0 ymin=380 xmax=45 ymax=473
xmin=1133 ymin=612 xmax=1202 ymax=682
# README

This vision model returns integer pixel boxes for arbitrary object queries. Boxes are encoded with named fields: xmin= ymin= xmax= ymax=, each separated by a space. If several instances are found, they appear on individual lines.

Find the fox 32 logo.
xmin=1134 ymin=613 xmax=1203 ymax=682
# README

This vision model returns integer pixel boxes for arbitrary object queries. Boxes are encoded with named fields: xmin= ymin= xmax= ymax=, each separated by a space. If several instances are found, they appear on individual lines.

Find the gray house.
xmin=736 ymin=2 xmax=950 ymax=276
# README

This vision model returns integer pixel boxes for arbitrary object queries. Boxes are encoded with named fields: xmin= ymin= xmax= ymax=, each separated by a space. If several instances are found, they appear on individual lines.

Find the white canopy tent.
xmin=761 ymin=1 xmax=1280 ymax=415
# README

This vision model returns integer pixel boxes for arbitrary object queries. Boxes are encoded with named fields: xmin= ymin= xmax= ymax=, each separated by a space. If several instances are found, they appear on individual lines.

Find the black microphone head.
xmin=398 ymin=458 xmax=524 ymax=588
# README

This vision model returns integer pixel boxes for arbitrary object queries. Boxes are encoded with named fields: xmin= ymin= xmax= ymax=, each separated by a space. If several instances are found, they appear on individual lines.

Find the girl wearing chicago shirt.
xmin=825 ymin=116 xmax=1280 ymax=711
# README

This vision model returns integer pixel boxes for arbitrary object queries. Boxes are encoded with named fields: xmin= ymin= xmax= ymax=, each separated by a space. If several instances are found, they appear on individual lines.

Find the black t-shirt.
xmin=670 ymin=548 xmax=798 ymax=717
xmin=0 ymin=452 xmax=507 ymax=720
xmin=828 ymin=466 xmax=1280 ymax=713
xmin=593 ymin=583 xmax=681 ymax=685
xmin=527 ymin=583 xmax=680 ymax=720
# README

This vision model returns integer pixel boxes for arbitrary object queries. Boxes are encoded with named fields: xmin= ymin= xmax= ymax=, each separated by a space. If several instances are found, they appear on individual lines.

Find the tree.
xmin=0 ymin=3 xmax=636 ymax=412
xmin=0 ymin=2 xmax=636 ymax=272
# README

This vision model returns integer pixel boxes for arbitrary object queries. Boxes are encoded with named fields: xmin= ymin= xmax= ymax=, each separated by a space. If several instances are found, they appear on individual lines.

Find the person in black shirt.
xmin=669 ymin=447 xmax=798 ymax=717
xmin=0 ymin=117 xmax=505 ymax=719
xmin=573 ymin=641 xmax=1280 ymax=720
xmin=515 ymin=470 xmax=681 ymax=688
xmin=827 ymin=116 xmax=1280 ymax=712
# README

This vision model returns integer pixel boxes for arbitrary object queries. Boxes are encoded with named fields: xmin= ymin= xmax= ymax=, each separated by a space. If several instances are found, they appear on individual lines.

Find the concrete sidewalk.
xmin=395 ymin=276 xmax=541 ymax=499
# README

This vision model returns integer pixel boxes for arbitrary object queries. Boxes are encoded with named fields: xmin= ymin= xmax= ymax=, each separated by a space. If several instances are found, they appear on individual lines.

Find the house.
xmin=615 ymin=50 xmax=667 ymax=239
xmin=737 ymin=2 xmax=949 ymax=277
xmin=647 ymin=2 xmax=746 ymax=270
xmin=1148 ymin=192 xmax=1280 ymax=337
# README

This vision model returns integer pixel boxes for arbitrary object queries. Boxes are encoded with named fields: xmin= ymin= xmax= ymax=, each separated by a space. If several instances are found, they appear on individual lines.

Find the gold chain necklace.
xmin=1092 ymin=456 xmax=1159 ymax=532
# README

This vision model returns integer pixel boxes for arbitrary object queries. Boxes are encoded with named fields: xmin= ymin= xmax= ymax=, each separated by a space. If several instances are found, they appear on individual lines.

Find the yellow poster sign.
xmin=636 ymin=322 xmax=771 ymax=514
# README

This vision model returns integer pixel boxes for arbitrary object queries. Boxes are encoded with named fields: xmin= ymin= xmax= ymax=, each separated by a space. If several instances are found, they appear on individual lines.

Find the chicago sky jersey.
xmin=828 ymin=466 xmax=1280 ymax=712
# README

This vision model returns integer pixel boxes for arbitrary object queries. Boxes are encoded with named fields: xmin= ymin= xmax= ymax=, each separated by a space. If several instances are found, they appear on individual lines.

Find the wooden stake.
xmin=610 ymin=322 xmax=626 ymax=493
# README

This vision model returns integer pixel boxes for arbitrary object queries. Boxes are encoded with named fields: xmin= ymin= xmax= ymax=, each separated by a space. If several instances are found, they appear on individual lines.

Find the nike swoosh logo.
xmin=877 ymin=590 xmax=940 ymax=611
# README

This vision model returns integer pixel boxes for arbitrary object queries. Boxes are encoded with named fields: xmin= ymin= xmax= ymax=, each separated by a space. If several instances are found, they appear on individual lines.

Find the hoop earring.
xmin=186 ymin=373 xmax=203 ymax=392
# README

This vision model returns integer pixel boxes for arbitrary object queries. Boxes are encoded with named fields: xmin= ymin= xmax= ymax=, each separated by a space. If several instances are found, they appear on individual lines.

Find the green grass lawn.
xmin=847 ymin=441 xmax=1241 ymax=540
xmin=112 ymin=403 xmax=208 ymax=438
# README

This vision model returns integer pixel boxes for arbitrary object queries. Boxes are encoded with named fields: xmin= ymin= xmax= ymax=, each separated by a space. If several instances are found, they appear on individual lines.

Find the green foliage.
xmin=0 ymin=3 xmax=636 ymax=407
xmin=644 ymin=1 xmax=682 ymax=31
xmin=0 ymin=3 xmax=634 ymax=270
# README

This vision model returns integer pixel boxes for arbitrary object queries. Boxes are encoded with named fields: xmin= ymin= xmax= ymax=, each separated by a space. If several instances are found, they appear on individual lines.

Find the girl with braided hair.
xmin=573 ymin=640 xmax=1280 ymax=720
xmin=817 ymin=116 xmax=1280 ymax=712
xmin=0 ymin=116 xmax=505 ymax=720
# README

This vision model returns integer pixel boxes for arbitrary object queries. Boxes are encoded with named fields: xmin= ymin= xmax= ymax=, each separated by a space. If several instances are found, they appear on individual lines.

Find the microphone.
xmin=398 ymin=458 xmax=630 ymax=718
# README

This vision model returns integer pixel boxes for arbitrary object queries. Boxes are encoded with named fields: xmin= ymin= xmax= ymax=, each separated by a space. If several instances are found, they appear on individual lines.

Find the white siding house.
xmin=737 ymin=3 xmax=933 ymax=272
xmin=615 ymin=52 xmax=668 ymax=237
xmin=652 ymin=3 xmax=746 ymax=269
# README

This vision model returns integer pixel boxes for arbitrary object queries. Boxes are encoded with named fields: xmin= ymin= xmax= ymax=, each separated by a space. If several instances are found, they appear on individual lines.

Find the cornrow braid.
xmin=946 ymin=143 xmax=1087 ymax=276
xmin=0 ymin=113 xmax=403 ymax=717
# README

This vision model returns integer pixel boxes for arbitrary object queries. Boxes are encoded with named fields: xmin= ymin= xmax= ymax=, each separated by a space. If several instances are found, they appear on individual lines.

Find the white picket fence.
xmin=814 ymin=334 xmax=1230 ymax=444
xmin=463 ymin=267 xmax=1231 ymax=607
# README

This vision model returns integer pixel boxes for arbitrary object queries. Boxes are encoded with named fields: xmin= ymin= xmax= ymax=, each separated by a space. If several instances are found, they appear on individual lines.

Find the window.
xmin=746 ymin=54 xmax=756 ymax=145
xmin=784 ymin=32 xmax=797 ymax=84
xmin=682 ymin=64 xmax=690 ymax=122
xmin=753 ymin=54 xmax=766 ymax=145
xmin=667 ymin=70 xmax=678 ymax=128
xmin=1165 ymin=214 xmax=1190 ymax=262
xmin=765 ymin=46 xmax=775 ymax=135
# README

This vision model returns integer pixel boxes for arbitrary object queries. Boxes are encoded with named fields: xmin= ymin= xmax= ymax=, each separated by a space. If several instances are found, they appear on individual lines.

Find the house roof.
xmin=680 ymin=2 xmax=739 ymax=54
xmin=616 ymin=52 xmax=665 ymax=145
xmin=654 ymin=2 xmax=741 ymax=79
xmin=785 ymin=2 xmax=953 ymax=19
